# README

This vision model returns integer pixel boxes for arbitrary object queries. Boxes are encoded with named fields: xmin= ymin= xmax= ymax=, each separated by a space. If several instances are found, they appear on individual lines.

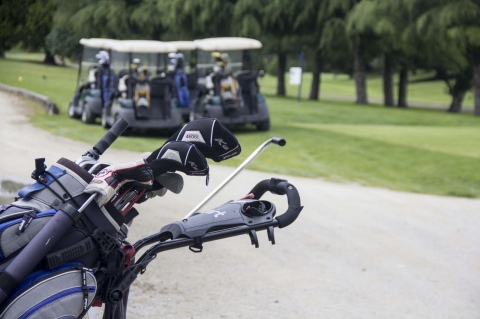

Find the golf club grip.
xmin=93 ymin=118 xmax=129 ymax=155
xmin=248 ymin=178 xmax=303 ymax=228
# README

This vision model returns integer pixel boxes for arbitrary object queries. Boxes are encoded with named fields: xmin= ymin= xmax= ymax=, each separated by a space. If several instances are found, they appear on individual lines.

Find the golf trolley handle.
xmin=249 ymin=178 xmax=303 ymax=228
xmin=93 ymin=118 xmax=129 ymax=155
xmin=106 ymin=179 xmax=303 ymax=302
xmin=133 ymin=178 xmax=302 ymax=252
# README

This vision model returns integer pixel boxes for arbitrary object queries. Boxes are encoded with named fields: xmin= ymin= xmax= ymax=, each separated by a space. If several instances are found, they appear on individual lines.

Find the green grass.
xmin=260 ymin=72 xmax=475 ymax=109
xmin=1 ymin=52 xmax=480 ymax=198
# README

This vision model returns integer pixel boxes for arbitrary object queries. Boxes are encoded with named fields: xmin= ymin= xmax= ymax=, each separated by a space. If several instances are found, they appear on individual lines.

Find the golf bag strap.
xmin=0 ymin=271 xmax=18 ymax=297
xmin=56 ymin=157 xmax=93 ymax=183
xmin=60 ymin=202 xmax=81 ymax=222
xmin=43 ymin=237 xmax=97 ymax=270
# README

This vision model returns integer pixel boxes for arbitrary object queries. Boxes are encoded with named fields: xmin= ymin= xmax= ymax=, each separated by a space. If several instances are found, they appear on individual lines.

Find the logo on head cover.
xmin=188 ymin=161 xmax=198 ymax=170
xmin=181 ymin=130 xmax=206 ymax=144
xmin=215 ymin=138 xmax=229 ymax=150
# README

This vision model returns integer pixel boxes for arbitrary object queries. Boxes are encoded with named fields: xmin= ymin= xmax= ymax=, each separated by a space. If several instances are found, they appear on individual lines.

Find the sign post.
xmin=289 ymin=51 xmax=305 ymax=102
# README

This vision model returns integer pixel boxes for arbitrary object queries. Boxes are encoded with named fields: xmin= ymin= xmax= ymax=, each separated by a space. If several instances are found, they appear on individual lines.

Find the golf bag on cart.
xmin=0 ymin=117 xmax=303 ymax=319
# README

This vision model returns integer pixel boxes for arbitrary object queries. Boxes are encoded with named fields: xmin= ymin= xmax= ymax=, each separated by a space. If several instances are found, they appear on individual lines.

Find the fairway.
xmin=293 ymin=123 xmax=480 ymax=159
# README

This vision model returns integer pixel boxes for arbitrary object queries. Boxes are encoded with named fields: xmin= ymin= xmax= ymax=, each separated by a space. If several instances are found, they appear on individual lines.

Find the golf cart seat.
xmin=235 ymin=71 xmax=259 ymax=114
xmin=150 ymin=75 xmax=174 ymax=120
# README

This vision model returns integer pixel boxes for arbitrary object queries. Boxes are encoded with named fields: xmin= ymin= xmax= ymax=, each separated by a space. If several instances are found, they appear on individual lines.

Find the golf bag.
xmin=219 ymin=74 xmax=243 ymax=114
xmin=174 ymin=69 xmax=190 ymax=108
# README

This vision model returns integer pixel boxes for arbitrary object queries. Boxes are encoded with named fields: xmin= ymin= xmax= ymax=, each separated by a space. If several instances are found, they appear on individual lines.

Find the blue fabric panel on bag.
xmin=11 ymin=262 xmax=79 ymax=297
xmin=21 ymin=286 xmax=96 ymax=319
xmin=0 ymin=209 xmax=56 ymax=260
xmin=18 ymin=166 xmax=65 ymax=198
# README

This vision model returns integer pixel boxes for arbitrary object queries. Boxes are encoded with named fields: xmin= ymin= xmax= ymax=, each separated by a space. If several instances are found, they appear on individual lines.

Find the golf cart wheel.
xmin=81 ymin=106 xmax=95 ymax=124
xmin=256 ymin=118 xmax=270 ymax=131
xmin=68 ymin=102 xmax=80 ymax=119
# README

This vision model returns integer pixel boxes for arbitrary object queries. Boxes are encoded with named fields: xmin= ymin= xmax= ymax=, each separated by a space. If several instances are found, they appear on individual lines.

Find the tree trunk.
xmin=353 ymin=42 xmax=368 ymax=104
xmin=0 ymin=50 xmax=5 ymax=58
xmin=43 ymin=50 xmax=56 ymax=65
xmin=397 ymin=64 xmax=408 ymax=108
xmin=474 ymin=62 xmax=480 ymax=116
xmin=449 ymin=90 xmax=466 ymax=113
xmin=448 ymin=71 xmax=472 ymax=113
xmin=276 ymin=52 xmax=287 ymax=96
xmin=383 ymin=54 xmax=394 ymax=107
xmin=309 ymin=50 xmax=322 ymax=100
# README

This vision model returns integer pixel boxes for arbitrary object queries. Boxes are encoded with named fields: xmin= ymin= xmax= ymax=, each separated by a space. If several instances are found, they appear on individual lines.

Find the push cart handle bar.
xmin=108 ymin=179 xmax=303 ymax=299
xmin=133 ymin=178 xmax=302 ymax=253
xmin=248 ymin=178 xmax=303 ymax=228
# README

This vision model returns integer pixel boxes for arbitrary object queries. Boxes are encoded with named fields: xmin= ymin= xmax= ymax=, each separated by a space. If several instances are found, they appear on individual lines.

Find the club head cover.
xmin=147 ymin=141 xmax=210 ymax=184
xmin=163 ymin=118 xmax=241 ymax=162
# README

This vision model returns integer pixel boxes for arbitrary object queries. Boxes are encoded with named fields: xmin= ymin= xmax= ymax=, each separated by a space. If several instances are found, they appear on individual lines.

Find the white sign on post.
xmin=289 ymin=67 xmax=302 ymax=85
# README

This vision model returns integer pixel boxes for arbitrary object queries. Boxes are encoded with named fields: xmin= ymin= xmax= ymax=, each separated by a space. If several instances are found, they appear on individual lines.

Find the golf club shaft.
xmin=184 ymin=137 xmax=286 ymax=218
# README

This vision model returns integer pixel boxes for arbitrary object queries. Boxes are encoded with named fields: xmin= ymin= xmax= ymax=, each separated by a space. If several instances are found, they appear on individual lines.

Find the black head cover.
xmin=147 ymin=141 xmax=209 ymax=183
xmin=165 ymin=118 xmax=241 ymax=162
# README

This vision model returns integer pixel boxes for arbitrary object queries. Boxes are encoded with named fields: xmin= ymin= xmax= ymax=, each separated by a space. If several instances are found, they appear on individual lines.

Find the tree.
xmin=413 ymin=0 xmax=477 ymax=113
xmin=435 ymin=0 xmax=480 ymax=115
xmin=130 ymin=0 xmax=168 ymax=40
xmin=54 ymin=0 xmax=137 ymax=40
xmin=285 ymin=0 xmax=353 ymax=101
xmin=0 ymin=0 xmax=56 ymax=62
xmin=260 ymin=0 xmax=305 ymax=96
xmin=328 ymin=0 xmax=373 ymax=105
xmin=45 ymin=25 xmax=79 ymax=64
xmin=165 ymin=0 xmax=237 ymax=39
xmin=0 ymin=0 xmax=36 ymax=58
xmin=348 ymin=0 xmax=421 ymax=108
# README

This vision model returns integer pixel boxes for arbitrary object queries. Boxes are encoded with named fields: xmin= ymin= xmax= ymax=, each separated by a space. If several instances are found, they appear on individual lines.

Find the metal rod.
xmin=78 ymin=194 xmax=97 ymax=212
xmin=184 ymin=137 xmax=286 ymax=218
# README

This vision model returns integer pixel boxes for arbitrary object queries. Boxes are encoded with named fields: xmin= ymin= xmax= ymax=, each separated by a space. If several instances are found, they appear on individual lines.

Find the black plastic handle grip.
xmin=93 ymin=118 xmax=129 ymax=155
xmin=248 ymin=178 xmax=303 ymax=228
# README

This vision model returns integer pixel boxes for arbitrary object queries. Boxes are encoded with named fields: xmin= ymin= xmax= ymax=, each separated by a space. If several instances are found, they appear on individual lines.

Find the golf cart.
xmin=102 ymin=40 xmax=184 ymax=132
xmin=166 ymin=41 xmax=199 ymax=121
xmin=68 ymin=38 xmax=120 ymax=124
xmin=190 ymin=37 xmax=270 ymax=131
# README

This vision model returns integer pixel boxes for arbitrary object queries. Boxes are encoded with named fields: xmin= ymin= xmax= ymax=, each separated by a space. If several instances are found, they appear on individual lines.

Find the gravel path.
xmin=1 ymin=91 xmax=479 ymax=319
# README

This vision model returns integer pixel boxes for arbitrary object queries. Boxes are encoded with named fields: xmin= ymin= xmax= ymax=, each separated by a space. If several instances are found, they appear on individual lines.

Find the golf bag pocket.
xmin=0 ymin=262 xmax=97 ymax=319
xmin=0 ymin=205 xmax=56 ymax=264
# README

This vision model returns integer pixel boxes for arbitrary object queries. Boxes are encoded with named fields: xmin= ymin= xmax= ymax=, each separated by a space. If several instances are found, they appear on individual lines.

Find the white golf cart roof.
xmin=110 ymin=40 xmax=177 ymax=53
xmin=79 ymin=38 xmax=119 ymax=50
xmin=167 ymin=41 xmax=197 ymax=51
xmin=193 ymin=37 xmax=262 ymax=51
